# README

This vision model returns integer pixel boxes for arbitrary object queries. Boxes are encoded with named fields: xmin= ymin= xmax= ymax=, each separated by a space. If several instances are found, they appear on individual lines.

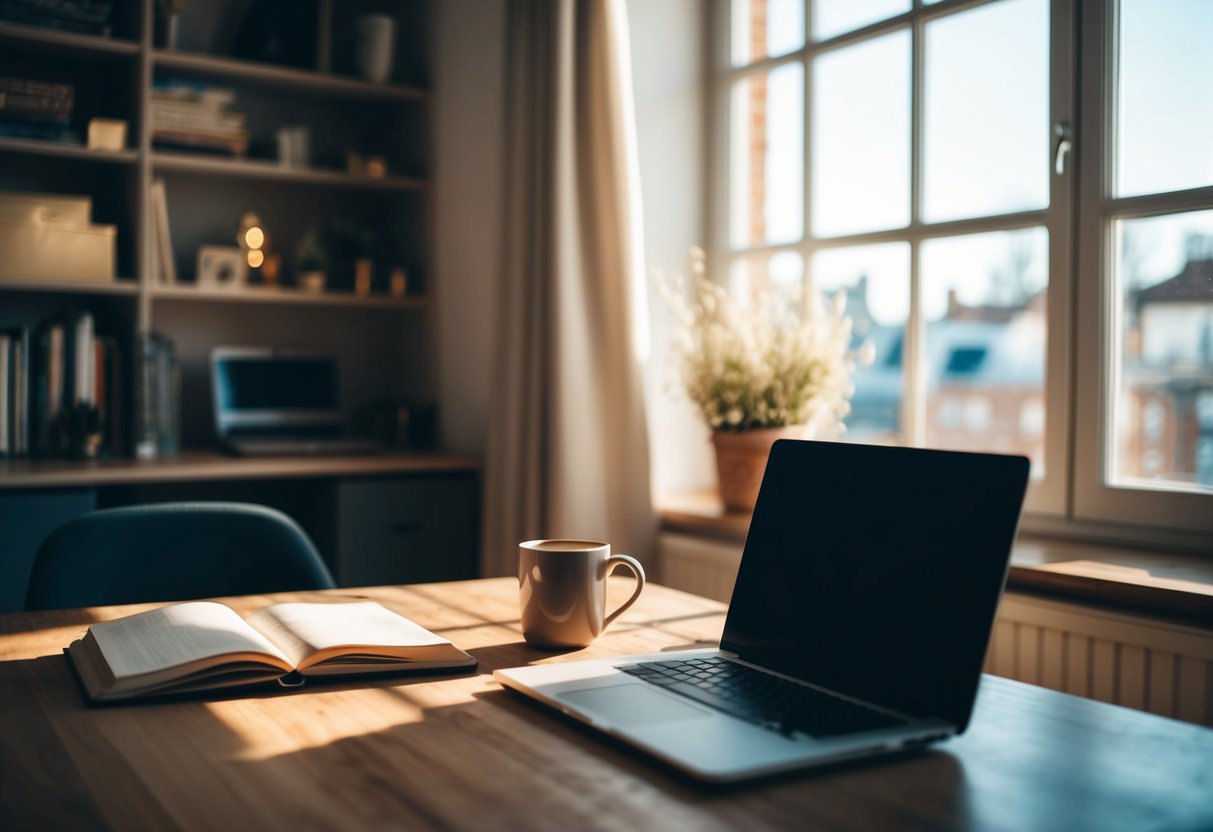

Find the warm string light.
xmin=238 ymin=212 xmax=270 ymax=273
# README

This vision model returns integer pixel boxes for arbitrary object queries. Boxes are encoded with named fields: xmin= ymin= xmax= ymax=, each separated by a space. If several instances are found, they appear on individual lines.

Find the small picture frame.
xmin=196 ymin=245 xmax=247 ymax=288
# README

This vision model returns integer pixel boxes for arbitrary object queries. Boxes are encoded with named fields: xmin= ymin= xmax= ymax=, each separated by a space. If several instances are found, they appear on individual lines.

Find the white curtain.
xmin=482 ymin=0 xmax=655 ymax=576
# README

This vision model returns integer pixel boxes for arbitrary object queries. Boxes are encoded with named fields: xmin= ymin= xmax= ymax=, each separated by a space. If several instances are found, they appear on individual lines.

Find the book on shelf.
xmin=0 ymin=0 xmax=114 ymax=36
xmin=66 ymin=600 xmax=478 ymax=703
xmin=0 ymin=75 xmax=76 ymax=143
xmin=0 ymin=77 xmax=74 ymax=121
xmin=16 ymin=310 xmax=123 ymax=458
xmin=0 ymin=333 xmax=9 ymax=456
xmin=151 ymin=82 xmax=249 ymax=156
xmin=149 ymin=178 xmax=176 ymax=285
xmin=1 ymin=326 xmax=30 ymax=456
xmin=134 ymin=331 xmax=178 ymax=459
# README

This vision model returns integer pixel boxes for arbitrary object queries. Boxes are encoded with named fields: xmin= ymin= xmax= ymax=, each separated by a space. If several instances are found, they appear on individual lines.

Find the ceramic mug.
xmin=518 ymin=539 xmax=645 ymax=648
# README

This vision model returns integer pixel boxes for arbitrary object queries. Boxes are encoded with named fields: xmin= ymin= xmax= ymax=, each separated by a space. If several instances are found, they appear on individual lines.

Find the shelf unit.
xmin=0 ymin=0 xmax=435 ymax=453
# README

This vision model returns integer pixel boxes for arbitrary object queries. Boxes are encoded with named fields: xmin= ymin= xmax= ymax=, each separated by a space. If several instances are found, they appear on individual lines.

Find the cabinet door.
xmin=0 ymin=489 xmax=96 ymax=612
xmin=335 ymin=475 xmax=477 ymax=587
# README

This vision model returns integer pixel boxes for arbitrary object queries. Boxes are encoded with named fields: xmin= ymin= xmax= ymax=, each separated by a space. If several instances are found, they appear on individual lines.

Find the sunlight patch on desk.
xmin=215 ymin=687 xmax=433 ymax=761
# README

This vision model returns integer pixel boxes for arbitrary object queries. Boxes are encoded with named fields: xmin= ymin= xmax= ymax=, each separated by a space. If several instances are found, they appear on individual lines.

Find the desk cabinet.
xmin=329 ymin=475 xmax=478 ymax=587
xmin=0 ymin=453 xmax=480 ymax=612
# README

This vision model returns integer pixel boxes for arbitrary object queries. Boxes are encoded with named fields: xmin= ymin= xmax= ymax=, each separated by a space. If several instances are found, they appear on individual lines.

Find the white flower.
xmin=660 ymin=250 xmax=872 ymax=434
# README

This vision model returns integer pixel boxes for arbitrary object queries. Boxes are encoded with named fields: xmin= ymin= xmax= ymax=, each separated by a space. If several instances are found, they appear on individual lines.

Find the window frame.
xmin=709 ymin=0 xmax=1213 ymax=543
xmin=707 ymin=0 xmax=1076 ymax=520
xmin=1071 ymin=0 xmax=1213 ymax=539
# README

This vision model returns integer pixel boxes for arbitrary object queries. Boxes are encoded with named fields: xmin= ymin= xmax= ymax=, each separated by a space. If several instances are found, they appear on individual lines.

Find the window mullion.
xmin=905 ymin=12 xmax=926 ymax=446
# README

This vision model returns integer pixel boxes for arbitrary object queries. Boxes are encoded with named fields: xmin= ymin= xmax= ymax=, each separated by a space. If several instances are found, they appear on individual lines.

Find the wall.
xmin=432 ymin=0 xmax=506 ymax=454
xmin=626 ymin=0 xmax=713 ymax=500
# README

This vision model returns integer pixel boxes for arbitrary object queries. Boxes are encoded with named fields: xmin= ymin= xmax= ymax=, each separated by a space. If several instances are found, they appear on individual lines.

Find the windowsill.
xmin=658 ymin=492 xmax=1213 ymax=629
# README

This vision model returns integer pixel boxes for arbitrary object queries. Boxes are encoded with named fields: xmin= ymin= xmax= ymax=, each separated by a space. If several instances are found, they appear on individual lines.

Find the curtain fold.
xmin=483 ymin=0 xmax=654 ymax=577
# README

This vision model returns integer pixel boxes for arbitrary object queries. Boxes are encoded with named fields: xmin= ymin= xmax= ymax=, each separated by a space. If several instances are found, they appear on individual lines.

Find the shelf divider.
xmin=153 ymin=49 xmax=427 ymax=101
xmin=0 ymin=21 xmax=139 ymax=57
xmin=0 ymin=136 xmax=139 ymax=165
xmin=151 ymin=283 xmax=426 ymax=310
xmin=151 ymin=152 xmax=424 ymax=191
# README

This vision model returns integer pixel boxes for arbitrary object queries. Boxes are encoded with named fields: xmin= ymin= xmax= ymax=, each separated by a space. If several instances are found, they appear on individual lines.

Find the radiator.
xmin=988 ymin=593 xmax=1213 ymax=726
xmin=658 ymin=531 xmax=1213 ymax=727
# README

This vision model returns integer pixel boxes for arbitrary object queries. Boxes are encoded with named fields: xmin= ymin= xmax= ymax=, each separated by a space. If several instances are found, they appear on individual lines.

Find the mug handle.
xmin=602 ymin=554 xmax=646 ymax=629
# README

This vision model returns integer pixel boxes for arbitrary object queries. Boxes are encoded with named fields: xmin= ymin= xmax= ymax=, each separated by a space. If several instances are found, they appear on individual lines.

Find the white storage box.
xmin=0 ymin=217 xmax=116 ymax=283
xmin=0 ymin=192 xmax=92 ymax=225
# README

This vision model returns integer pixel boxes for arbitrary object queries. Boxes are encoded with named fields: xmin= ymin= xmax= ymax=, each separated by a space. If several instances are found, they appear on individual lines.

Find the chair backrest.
xmin=25 ymin=502 xmax=337 ymax=611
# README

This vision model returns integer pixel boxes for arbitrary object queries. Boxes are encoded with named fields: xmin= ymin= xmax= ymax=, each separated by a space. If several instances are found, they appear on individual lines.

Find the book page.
xmin=89 ymin=602 xmax=292 ymax=680
xmin=249 ymin=602 xmax=452 ymax=664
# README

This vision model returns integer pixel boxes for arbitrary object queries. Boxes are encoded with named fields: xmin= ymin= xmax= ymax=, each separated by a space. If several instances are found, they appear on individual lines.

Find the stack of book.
xmin=0 ymin=0 xmax=112 ymax=36
xmin=0 ymin=311 xmax=125 ymax=459
xmin=0 ymin=76 xmax=77 ymax=143
xmin=151 ymin=83 xmax=249 ymax=156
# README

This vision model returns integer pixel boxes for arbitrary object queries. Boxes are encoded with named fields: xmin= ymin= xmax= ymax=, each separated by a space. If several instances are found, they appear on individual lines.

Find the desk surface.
xmin=2 ymin=578 xmax=1211 ymax=831
xmin=0 ymin=450 xmax=481 ymax=489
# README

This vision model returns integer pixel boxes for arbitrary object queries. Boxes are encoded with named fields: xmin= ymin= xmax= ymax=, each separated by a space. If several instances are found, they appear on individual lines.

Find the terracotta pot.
xmin=711 ymin=425 xmax=808 ymax=512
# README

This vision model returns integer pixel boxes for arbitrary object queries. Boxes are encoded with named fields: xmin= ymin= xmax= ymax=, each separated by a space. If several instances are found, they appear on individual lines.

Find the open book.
xmin=66 ymin=600 xmax=477 ymax=702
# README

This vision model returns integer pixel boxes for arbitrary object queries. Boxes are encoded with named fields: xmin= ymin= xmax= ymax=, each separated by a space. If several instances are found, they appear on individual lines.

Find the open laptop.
xmin=495 ymin=439 xmax=1030 ymax=783
xmin=211 ymin=347 xmax=380 ymax=456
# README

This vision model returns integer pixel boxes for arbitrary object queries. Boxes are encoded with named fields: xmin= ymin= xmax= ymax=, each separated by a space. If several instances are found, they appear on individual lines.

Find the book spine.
xmin=134 ymin=332 xmax=157 ymax=459
xmin=15 ymin=327 xmax=29 ymax=456
xmin=0 ymin=78 xmax=74 ymax=99
xmin=0 ymin=334 xmax=10 ymax=457
xmin=72 ymin=310 xmax=93 ymax=407
xmin=155 ymin=336 xmax=179 ymax=457
xmin=47 ymin=322 xmax=63 ymax=452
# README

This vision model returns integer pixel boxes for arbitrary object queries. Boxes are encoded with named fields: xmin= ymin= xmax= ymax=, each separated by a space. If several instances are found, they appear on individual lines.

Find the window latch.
xmin=1054 ymin=122 xmax=1073 ymax=175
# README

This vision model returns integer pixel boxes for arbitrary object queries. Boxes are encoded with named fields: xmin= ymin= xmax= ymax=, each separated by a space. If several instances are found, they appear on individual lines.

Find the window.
xmin=711 ymin=0 xmax=1213 ymax=537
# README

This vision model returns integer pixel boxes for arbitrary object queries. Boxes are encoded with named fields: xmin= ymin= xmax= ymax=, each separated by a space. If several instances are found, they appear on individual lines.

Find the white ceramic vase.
xmin=355 ymin=14 xmax=397 ymax=84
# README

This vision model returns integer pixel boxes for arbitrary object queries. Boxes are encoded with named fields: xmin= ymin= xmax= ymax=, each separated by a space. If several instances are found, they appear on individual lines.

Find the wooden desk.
xmin=2 ymin=578 xmax=1211 ymax=831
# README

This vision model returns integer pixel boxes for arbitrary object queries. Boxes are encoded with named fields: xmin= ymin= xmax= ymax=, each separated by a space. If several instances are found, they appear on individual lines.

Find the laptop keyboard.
xmin=618 ymin=657 xmax=906 ymax=738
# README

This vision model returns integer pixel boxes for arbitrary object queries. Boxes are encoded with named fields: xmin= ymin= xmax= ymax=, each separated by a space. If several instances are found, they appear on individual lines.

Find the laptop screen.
xmin=211 ymin=349 xmax=341 ymax=436
xmin=720 ymin=440 xmax=1029 ymax=730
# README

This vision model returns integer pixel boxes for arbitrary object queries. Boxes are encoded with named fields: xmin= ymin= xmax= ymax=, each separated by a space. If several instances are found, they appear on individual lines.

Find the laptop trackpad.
xmin=559 ymin=684 xmax=712 ymax=725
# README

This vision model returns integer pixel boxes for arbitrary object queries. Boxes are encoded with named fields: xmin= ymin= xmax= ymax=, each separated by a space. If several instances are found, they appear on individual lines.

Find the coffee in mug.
xmin=518 ymin=539 xmax=645 ymax=648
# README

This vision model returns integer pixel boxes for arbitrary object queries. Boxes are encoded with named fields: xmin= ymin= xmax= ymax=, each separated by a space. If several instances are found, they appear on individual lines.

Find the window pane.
xmin=923 ymin=0 xmax=1049 ymax=223
xmin=1117 ymin=0 xmax=1213 ymax=198
xmin=728 ymin=251 xmax=805 ymax=304
xmin=811 ymin=31 xmax=909 ymax=238
xmin=812 ymin=0 xmax=910 ymax=42
xmin=730 ymin=64 xmax=804 ymax=247
xmin=921 ymin=229 xmax=1048 ymax=474
xmin=1112 ymin=211 xmax=1213 ymax=491
xmin=732 ymin=0 xmax=805 ymax=65
xmin=811 ymin=244 xmax=910 ymax=443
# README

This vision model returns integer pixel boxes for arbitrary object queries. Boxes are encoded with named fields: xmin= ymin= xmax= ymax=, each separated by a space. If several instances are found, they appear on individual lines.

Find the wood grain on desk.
xmin=0 ymin=450 xmax=481 ymax=489
xmin=2 ymin=578 xmax=1211 ymax=831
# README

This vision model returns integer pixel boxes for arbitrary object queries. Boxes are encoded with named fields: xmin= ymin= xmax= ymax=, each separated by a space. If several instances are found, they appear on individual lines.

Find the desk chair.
xmin=25 ymin=502 xmax=337 ymax=611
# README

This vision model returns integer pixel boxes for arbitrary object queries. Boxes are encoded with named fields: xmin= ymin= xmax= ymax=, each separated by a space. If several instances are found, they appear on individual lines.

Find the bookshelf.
xmin=0 ymin=0 xmax=435 ymax=452
xmin=0 ymin=2 xmax=478 ymax=604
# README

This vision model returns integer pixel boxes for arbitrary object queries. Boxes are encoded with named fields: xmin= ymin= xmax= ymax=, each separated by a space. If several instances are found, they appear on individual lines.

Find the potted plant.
xmin=663 ymin=247 xmax=873 ymax=512
xmin=295 ymin=226 xmax=327 ymax=293
xmin=60 ymin=402 xmax=104 ymax=459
